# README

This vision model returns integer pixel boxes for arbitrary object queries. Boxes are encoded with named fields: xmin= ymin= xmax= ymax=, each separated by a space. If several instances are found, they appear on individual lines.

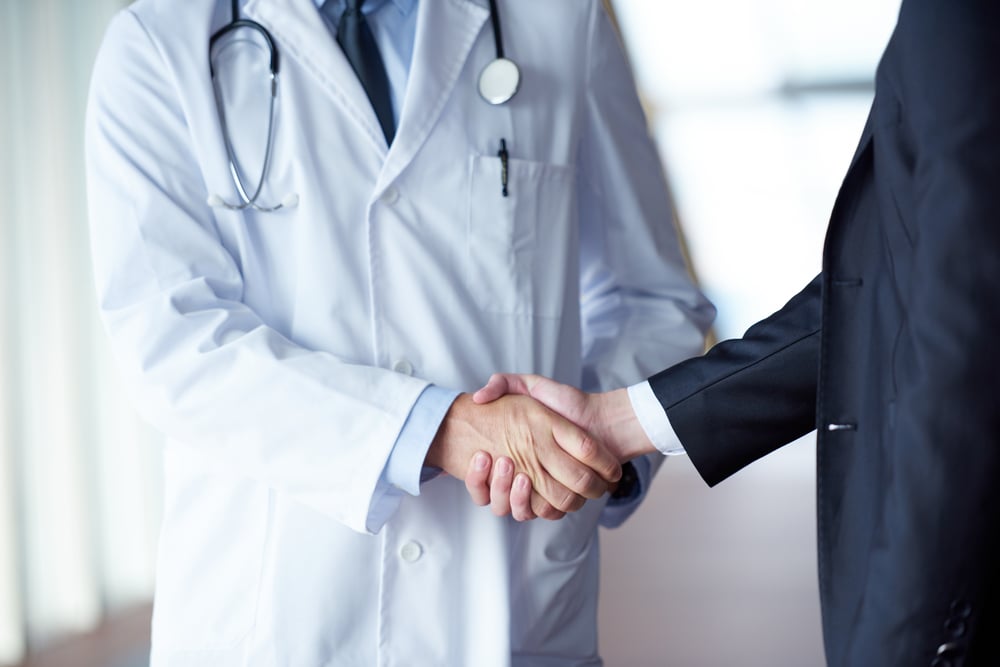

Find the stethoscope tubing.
xmin=487 ymin=0 xmax=505 ymax=60
xmin=208 ymin=0 xmax=518 ymax=211
xmin=208 ymin=1 xmax=288 ymax=211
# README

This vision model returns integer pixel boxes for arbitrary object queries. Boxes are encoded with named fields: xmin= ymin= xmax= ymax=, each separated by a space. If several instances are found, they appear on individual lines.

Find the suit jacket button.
xmin=936 ymin=642 xmax=962 ymax=658
xmin=944 ymin=616 xmax=966 ymax=639
xmin=950 ymin=599 xmax=972 ymax=619
xmin=826 ymin=423 xmax=857 ymax=432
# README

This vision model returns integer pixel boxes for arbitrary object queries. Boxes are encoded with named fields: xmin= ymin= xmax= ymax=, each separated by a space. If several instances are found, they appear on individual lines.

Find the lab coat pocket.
xmin=153 ymin=464 xmax=273 ymax=653
xmin=467 ymin=154 xmax=577 ymax=317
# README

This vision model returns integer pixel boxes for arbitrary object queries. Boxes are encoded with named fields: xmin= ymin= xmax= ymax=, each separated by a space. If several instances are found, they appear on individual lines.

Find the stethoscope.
xmin=207 ymin=0 xmax=298 ymax=211
xmin=206 ymin=0 xmax=520 ymax=212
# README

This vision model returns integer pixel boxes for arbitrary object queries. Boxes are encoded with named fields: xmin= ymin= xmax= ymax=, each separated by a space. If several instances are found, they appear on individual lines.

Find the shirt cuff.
xmin=366 ymin=385 xmax=460 ymax=533
xmin=627 ymin=381 xmax=686 ymax=456
xmin=386 ymin=384 xmax=460 ymax=495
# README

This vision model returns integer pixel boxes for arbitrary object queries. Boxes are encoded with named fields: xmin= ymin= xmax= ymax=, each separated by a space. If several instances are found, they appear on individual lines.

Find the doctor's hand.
xmin=466 ymin=374 xmax=655 ymax=520
xmin=425 ymin=393 xmax=622 ymax=520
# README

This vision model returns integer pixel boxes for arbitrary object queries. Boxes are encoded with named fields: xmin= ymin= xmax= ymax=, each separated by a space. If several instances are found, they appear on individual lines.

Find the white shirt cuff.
xmin=626 ymin=381 xmax=686 ymax=456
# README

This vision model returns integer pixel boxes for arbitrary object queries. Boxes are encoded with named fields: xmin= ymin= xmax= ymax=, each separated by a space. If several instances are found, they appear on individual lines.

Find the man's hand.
xmin=425 ymin=393 xmax=622 ymax=520
xmin=467 ymin=374 xmax=657 ymax=520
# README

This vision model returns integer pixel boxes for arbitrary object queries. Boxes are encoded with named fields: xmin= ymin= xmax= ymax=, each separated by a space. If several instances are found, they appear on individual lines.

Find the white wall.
xmin=0 ymin=2 xmax=163 ymax=662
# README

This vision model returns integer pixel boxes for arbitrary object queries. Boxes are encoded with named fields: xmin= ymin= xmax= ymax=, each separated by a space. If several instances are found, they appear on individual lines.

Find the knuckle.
xmin=531 ymin=495 xmax=553 ymax=518
xmin=577 ymin=434 xmax=597 ymax=461
xmin=574 ymin=469 xmax=601 ymax=496
xmin=553 ymin=489 xmax=584 ymax=513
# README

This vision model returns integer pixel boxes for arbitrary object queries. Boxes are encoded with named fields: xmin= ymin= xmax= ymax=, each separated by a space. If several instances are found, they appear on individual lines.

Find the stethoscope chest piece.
xmin=478 ymin=57 xmax=520 ymax=105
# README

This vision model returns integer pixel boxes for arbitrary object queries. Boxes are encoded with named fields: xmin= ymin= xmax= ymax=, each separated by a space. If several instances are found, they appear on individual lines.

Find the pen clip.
xmin=498 ymin=138 xmax=509 ymax=197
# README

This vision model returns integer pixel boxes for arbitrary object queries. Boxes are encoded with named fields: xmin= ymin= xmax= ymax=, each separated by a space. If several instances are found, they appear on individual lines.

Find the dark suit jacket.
xmin=648 ymin=2 xmax=1000 ymax=664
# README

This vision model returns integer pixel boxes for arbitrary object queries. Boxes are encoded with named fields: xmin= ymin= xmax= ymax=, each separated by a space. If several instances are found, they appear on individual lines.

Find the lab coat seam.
xmin=244 ymin=487 xmax=276 ymax=651
xmin=366 ymin=200 xmax=383 ymax=367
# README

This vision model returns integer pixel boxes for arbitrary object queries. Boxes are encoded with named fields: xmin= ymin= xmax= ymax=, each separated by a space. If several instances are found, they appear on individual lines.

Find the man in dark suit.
xmin=468 ymin=1 xmax=1000 ymax=664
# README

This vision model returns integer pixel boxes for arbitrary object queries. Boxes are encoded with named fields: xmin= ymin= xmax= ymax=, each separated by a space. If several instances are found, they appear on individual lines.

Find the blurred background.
xmin=0 ymin=1 xmax=900 ymax=665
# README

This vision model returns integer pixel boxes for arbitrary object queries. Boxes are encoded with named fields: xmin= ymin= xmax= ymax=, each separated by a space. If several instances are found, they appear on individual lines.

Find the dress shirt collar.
xmin=315 ymin=0 xmax=415 ymax=17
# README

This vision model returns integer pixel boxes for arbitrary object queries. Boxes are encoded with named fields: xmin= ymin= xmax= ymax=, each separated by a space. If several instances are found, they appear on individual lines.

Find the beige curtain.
xmin=0 ymin=2 xmax=163 ymax=663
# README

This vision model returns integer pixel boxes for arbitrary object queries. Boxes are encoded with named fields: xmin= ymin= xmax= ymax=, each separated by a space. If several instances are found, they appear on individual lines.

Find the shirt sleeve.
xmin=627 ymin=381 xmax=686 ymax=456
xmin=366 ymin=385 xmax=460 ymax=532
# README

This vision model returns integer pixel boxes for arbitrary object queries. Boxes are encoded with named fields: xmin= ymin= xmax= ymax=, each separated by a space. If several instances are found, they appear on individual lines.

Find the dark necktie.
xmin=335 ymin=0 xmax=396 ymax=145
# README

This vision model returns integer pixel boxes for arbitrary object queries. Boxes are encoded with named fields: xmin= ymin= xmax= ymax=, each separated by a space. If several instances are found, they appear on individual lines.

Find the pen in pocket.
xmin=497 ymin=138 xmax=509 ymax=197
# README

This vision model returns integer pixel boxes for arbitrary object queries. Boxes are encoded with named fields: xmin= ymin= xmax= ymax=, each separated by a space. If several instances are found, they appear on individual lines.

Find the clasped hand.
xmin=425 ymin=390 xmax=622 ymax=520
xmin=432 ymin=374 xmax=652 ymax=521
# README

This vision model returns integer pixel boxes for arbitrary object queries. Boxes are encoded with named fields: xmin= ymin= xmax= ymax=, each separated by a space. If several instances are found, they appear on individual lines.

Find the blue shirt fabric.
xmin=313 ymin=0 xmax=645 ymax=527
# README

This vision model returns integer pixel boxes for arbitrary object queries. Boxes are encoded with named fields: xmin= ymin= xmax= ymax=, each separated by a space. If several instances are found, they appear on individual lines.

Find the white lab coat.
xmin=85 ymin=0 xmax=714 ymax=665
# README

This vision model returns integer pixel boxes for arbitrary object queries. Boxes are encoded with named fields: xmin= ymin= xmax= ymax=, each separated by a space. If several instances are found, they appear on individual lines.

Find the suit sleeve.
xmin=649 ymin=275 xmax=822 ymax=486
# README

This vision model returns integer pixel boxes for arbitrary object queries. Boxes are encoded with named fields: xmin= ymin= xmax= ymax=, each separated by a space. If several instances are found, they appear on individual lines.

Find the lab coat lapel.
xmin=375 ymin=0 xmax=490 ymax=192
xmin=246 ymin=0 xmax=388 ymax=156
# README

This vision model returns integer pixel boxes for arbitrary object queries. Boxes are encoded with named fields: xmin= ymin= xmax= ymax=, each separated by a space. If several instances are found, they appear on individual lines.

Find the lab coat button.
xmin=382 ymin=187 xmax=400 ymax=206
xmin=400 ymin=541 xmax=423 ymax=563
xmin=393 ymin=359 xmax=414 ymax=376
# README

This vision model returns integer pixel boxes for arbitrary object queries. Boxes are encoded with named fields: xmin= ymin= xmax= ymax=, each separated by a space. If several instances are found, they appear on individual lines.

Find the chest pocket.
xmin=467 ymin=154 xmax=577 ymax=317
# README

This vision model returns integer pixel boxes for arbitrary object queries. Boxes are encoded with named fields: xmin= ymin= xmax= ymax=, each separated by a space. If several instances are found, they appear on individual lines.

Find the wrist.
xmin=593 ymin=388 xmax=656 ymax=462
xmin=426 ymin=393 xmax=475 ymax=475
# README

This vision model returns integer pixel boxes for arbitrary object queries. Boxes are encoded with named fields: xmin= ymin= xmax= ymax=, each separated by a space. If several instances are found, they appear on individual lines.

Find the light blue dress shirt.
xmin=314 ymin=0 xmax=646 ymax=526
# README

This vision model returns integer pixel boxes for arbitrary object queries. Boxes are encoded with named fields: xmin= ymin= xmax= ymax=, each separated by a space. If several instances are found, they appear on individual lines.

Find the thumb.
xmin=473 ymin=373 xmax=536 ymax=404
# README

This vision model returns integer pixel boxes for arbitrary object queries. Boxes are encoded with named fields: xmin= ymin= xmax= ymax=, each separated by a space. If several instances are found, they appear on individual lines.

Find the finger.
xmin=464 ymin=452 xmax=492 ymax=506
xmin=490 ymin=457 xmax=515 ymax=516
xmin=531 ymin=470 xmax=589 ymax=513
xmin=472 ymin=374 xmax=513 ymax=404
xmin=551 ymin=419 xmax=622 ymax=484
xmin=535 ymin=433 xmax=612 ymax=502
xmin=472 ymin=373 xmax=538 ymax=404
xmin=510 ymin=473 xmax=536 ymax=521
xmin=531 ymin=491 xmax=566 ymax=521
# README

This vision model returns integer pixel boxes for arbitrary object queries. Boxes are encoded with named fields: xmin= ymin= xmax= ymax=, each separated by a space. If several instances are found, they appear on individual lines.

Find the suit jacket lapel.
xmin=822 ymin=105 xmax=875 ymax=265
xmin=246 ymin=0 xmax=388 ymax=155
xmin=845 ymin=106 xmax=874 ymax=175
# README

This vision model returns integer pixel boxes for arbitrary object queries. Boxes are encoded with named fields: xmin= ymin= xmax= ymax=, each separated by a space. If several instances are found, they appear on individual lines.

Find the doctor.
xmin=86 ymin=0 xmax=714 ymax=665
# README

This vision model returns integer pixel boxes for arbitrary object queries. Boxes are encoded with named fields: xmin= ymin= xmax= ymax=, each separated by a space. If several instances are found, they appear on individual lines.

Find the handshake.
xmin=425 ymin=374 xmax=658 ymax=522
